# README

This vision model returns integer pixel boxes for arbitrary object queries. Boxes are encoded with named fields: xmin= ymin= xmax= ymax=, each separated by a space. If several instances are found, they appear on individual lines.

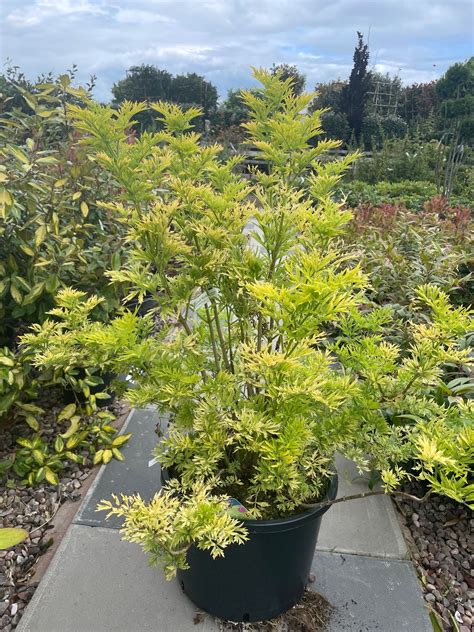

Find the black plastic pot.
xmin=162 ymin=469 xmax=338 ymax=623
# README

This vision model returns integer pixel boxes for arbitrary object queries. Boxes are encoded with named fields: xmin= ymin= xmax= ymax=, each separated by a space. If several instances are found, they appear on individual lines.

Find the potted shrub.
xmin=22 ymin=69 xmax=473 ymax=622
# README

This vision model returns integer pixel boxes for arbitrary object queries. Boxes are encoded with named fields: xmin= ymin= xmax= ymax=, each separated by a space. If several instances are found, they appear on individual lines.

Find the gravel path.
xmin=0 ymin=395 xmax=126 ymax=631
xmin=396 ymin=490 xmax=473 ymax=632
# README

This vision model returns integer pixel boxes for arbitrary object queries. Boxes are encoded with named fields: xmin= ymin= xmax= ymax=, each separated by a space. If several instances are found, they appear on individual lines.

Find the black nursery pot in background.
xmin=163 ymin=469 xmax=338 ymax=623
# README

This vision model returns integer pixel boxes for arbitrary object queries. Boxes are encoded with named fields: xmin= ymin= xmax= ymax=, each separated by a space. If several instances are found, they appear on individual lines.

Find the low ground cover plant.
xmin=22 ymin=70 xmax=473 ymax=578
xmin=344 ymin=201 xmax=472 ymax=308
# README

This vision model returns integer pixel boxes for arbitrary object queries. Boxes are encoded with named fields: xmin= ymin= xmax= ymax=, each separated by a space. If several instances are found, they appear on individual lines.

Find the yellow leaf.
xmin=37 ymin=110 xmax=54 ymax=118
xmin=72 ymin=191 xmax=82 ymax=200
xmin=80 ymin=201 xmax=89 ymax=218
xmin=58 ymin=403 xmax=76 ymax=421
xmin=20 ymin=244 xmax=35 ymax=257
xmin=60 ymin=416 xmax=81 ymax=438
xmin=44 ymin=467 xmax=59 ymax=485
xmin=112 ymin=433 xmax=132 ymax=448
xmin=0 ymin=528 xmax=29 ymax=550
xmin=93 ymin=450 xmax=104 ymax=465
xmin=25 ymin=415 xmax=39 ymax=431
xmin=0 ymin=189 xmax=12 ymax=204
xmin=112 ymin=448 xmax=125 ymax=461
xmin=35 ymin=225 xmax=47 ymax=247
xmin=10 ymin=284 xmax=22 ymax=304
xmin=32 ymin=450 xmax=44 ymax=465
xmin=102 ymin=449 xmax=113 ymax=464
xmin=53 ymin=178 xmax=67 ymax=188
xmin=8 ymin=146 xmax=29 ymax=164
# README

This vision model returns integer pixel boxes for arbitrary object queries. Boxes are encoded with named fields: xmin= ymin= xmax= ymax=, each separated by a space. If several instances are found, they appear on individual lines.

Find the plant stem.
xmin=205 ymin=303 xmax=221 ymax=372
xmin=301 ymin=489 xmax=431 ymax=511
xmin=210 ymin=298 xmax=231 ymax=371
xmin=226 ymin=307 xmax=235 ymax=372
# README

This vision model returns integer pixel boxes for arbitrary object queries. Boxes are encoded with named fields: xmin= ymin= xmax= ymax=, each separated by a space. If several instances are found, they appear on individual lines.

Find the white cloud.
xmin=1 ymin=0 xmax=472 ymax=100
xmin=114 ymin=8 xmax=173 ymax=24
xmin=6 ymin=0 xmax=105 ymax=27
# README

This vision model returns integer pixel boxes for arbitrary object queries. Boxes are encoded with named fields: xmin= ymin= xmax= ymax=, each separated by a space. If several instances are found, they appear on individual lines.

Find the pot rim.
xmin=160 ymin=468 xmax=338 ymax=532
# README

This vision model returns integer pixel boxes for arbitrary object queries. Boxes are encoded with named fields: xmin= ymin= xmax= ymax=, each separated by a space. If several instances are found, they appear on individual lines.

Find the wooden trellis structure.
xmin=368 ymin=80 xmax=399 ymax=116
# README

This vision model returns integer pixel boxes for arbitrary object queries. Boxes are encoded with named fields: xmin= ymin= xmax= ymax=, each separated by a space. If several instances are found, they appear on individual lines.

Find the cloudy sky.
xmin=1 ymin=0 xmax=473 ymax=101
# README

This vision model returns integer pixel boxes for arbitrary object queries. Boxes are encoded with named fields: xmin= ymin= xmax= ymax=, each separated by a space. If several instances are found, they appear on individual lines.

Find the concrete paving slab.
xmin=75 ymin=408 xmax=164 ymax=528
xmin=17 ymin=524 xmax=218 ymax=632
xmin=317 ymin=455 xmax=408 ymax=559
xmin=17 ymin=525 xmax=430 ymax=632
xmin=312 ymin=551 xmax=432 ymax=632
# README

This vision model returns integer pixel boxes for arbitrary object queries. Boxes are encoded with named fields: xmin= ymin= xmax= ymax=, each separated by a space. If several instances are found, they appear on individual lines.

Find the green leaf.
xmin=66 ymin=436 xmax=80 ymax=449
xmin=20 ymin=244 xmax=35 ymax=257
xmin=37 ymin=109 xmax=54 ymax=118
xmin=58 ymin=403 xmax=77 ymax=421
xmin=45 ymin=274 xmax=59 ymax=293
xmin=60 ymin=415 xmax=81 ymax=439
xmin=25 ymin=415 xmax=40 ymax=431
xmin=35 ymin=225 xmax=47 ymax=247
xmin=111 ymin=433 xmax=132 ymax=448
xmin=80 ymin=201 xmax=89 ymax=218
xmin=8 ymin=145 xmax=29 ymax=164
xmin=54 ymin=436 xmax=64 ymax=453
xmin=23 ymin=281 xmax=46 ymax=306
xmin=0 ymin=528 xmax=29 ymax=550
xmin=58 ymin=74 xmax=71 ymax=89
xmin=112 ymin=448 xmax=125 ymax=461
xmin=65 ymin=451 xmax=80 ymax=463
xmin=44 ymin=467 xmax=59 ymax=485
xmin=10 ymin=284 xmax=22 ymax=304
xmin=17 ymin=402 xmax=44 ymax=414
xmin=36 ymin=156 xmax=59 ymax=165
xmin=16 ymin=438 xmax=32 ymax=449
xmin=429 ymin=611 xmax=444 ymax=632
xmin=94 ymin=392 xmax=110 ymax=400
xmin=32 ymin=450 xmax=44 ymax=465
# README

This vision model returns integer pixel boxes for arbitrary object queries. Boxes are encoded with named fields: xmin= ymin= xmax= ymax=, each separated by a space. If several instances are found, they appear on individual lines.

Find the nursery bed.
xmin=0 ymin=396 xmax=129 ymax=631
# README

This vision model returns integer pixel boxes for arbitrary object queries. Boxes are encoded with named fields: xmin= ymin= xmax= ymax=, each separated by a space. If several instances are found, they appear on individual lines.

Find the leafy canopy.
xmin=22 ymin=69 xmax=473 ymax=576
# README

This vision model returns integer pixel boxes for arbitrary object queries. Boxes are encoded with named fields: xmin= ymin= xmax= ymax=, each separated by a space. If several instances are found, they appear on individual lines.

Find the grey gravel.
xmin=396 ymin=486 xmax=473 ymax=631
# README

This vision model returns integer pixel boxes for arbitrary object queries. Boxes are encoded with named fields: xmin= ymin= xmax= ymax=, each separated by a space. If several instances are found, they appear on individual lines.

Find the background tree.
xmin=399 ymin=81 xmax=438 ymax=127
xmin=270 ymin=63 xmax=306 ymax=96
xmin=310 ymin=80 xmax=346 ymax=113
xmin=309 ymin=80 xmax=349 ymax=143
xmin=111 ymin=65 xmax=173 ymax=130
xmin=435 ymin=57 xmax=474 ymax=144
xmin=112 ymin=66 xmax=218 ymax=131
xmin=169 ymin=72 xmax=218 ymax=118
xmin=341 ymin=32 xmax=372 ymax=141
xmin=112 ymin=65 xmax=173 ymax=103
xmin=217 ymin=88 xmax=251 ymax=128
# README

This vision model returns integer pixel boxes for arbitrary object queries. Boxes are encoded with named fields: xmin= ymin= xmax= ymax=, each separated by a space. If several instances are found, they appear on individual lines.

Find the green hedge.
xmin=339 ymin=180 xmax=473 ymax=210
